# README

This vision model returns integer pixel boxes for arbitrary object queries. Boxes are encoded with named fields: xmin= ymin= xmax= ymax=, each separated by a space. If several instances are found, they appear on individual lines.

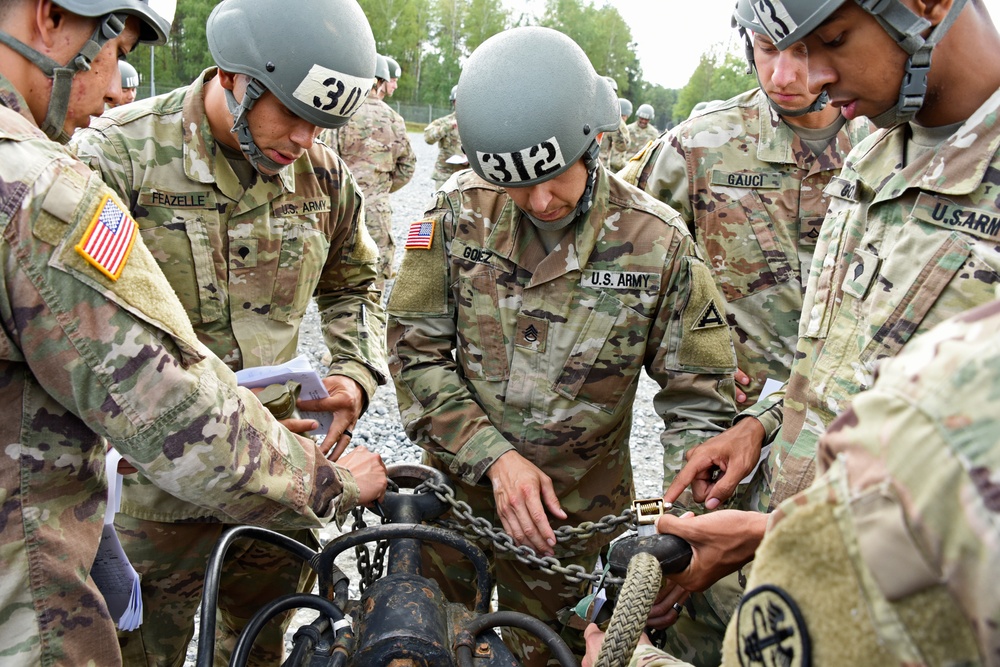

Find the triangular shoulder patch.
xmin=693 ymin=300 xmax=726 ymax=331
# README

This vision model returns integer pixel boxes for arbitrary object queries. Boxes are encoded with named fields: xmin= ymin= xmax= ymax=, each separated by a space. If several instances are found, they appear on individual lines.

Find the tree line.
xmin=127 ymin=0 xmax=756 ymax=129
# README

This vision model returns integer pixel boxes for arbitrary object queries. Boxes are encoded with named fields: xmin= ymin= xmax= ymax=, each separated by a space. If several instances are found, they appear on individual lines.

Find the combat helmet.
xmin=744 ymin=0 xmax=969 ymax=127
xmin=374 ymin=54 xmax=390 ymax=82
xmin=207 ymin=0 xmax=376 ymax=173
xmin=449 ymin=85 xmax=458 ymax=104
xmin=0 ymin=0 xmax=175 ymax=142
xmin=732 ymin=0 xmax=828 ymax=118
xmin=457 ymin=27 xmax=618 ymax=229
xmin=619 ymin=98 xmax=633 ymax=118
xmin=119 ymin=60 xmax=140 ymax=89
xmin=385 ymin=56 xmax=401 ymax=79
xmin=636 ymin=103 xmax=654 ymax=121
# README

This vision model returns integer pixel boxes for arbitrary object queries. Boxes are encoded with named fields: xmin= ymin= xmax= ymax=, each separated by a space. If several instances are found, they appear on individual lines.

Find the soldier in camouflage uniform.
xmin=626 ymin=103 xmax=659 ymax=152
xmin=424 ymin=85 xmax=465 ymax=188
xmin=619 ymin=5 xmax=873 ymax=663
xmin=599 ymin=76 xmax=631 ymax=172
xmin=585 ymin=297 xmax=1000 ymax=667
xmin=387 ymin=27 xmax=737 ymax=667
xmin=0 ymin=1 xmax=386 ymax=665
xmin=70 ymin=1 xmax=388 ymax=665
xmin=659 ymin=0 xmax=1000 ymax=645
xmin=323 ymin=54 xmax=416 ymax=283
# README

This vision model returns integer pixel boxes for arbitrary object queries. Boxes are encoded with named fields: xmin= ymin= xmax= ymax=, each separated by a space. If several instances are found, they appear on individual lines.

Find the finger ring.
xmin=672 ymin=603 xmax=683 ymax=615
xmin=343 ymin=429 xmax=353 ymax=438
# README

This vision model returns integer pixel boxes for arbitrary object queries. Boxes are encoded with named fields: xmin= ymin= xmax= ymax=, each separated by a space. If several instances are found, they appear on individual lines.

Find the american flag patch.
xmin=405 ymin=219 xmax=435 ymax=249
xmin=74 ymin=195 xmax=138 ymax=281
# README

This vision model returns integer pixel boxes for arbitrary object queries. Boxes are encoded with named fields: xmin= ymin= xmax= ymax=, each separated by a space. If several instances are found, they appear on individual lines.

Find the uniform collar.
xmin=181 ymin=67 xmax=296 ymax=199
xmin=0 ymin=73 xmax=40 ymax=129
xmin=857 ymin=86 xmax=1000 ymax=202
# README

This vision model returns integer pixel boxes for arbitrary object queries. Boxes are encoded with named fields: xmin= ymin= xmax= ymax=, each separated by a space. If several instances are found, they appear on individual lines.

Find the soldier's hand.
xmin=734 ymin=367 xmax=751 ymax=404
xmin=582 ymin=623 xmax=652 ymax=667
xmin=298 ymin=375 xmax=365 ymax=460
xmin=646 ymin=580 xmax=691 ymax=629
xmin=656 ymin=510 xmax=767 ymax=592
xmin=337 ymin=445 xmax=387 ymax=505
xmin=486 ymin=451 xmax=567 ymax=556
xmin=664 ymin=418 xmax=765 ymax=510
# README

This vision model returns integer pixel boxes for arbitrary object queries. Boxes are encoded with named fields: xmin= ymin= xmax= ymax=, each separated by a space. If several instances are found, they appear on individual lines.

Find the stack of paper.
xmin=234 ymin=354 xmax=332 ymax=436
xmin=90 ymin=449 xmax=143 ymax=630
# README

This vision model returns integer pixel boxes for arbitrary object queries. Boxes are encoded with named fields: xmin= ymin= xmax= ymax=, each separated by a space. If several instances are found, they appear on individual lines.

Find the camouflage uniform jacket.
xmin=746 ymin=86 xmax=1000 ymax=509
xmin=621 ymin=298 xmax=1000 ymax=667
xmin=70 ymin=69 xmax=388 ymax=523
xmin=599 ymin=116 xmax=632 ymax=172
xmin=0 ymin=75 xmax=358 ymax=666
xmin=621 ymin=88 xmax=873 ymax=405
xmin=387 ymin=167 xmax=737 ymax=553
xmin=625 ymin=120 xmax=659 ymax=154
xmin=424 ymin=111 xmax=464 ymax=185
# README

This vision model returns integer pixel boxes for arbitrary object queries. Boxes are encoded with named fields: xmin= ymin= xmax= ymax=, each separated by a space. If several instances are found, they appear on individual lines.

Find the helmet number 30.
xmin=477 ymin=137 xmax=566 ymax=184
xmin=293 ymin=64 xmax=373 ymax=121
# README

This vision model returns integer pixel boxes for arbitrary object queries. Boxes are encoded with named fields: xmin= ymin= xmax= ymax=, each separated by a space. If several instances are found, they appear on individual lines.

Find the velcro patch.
xmin=406 ymin=219 xmax=435 ymax=249
xmin=583 ymin=270 xmax=659 ymax=291
xmin=736 ymin=584 xmax=812 ymax=666
xmin=711 ymin=170 xmax=782 ymax=189
xmin=910 ymin=192 xmax=1000 ymax=242
xmin=74 ymin=194 xmax=138 ymax=281
xmin=272 ymin=196 xmax=332 ymax=217
xmin=515 ymin=315 xmax=548 ymax=352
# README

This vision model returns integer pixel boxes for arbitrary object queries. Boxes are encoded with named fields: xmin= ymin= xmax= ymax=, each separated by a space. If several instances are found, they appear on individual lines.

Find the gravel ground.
xmin=182 ymin=133 xmax=665 ymax=665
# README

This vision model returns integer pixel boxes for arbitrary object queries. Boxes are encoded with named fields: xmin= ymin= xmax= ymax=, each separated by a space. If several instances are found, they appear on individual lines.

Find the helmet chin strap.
xmin=224 ymin=77 xmax=286 ymax=174
xmin=862 ymin=0 xmax=969 ymax=128
xmin=0 ymin=14 xmax=124 ymax=143
xmin=524 ymin=139 xmax=601 ymax=232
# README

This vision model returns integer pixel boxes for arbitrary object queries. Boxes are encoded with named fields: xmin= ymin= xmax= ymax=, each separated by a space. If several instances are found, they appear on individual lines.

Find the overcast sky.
xmin=504 ymin=0 xmax=1000 ymax=90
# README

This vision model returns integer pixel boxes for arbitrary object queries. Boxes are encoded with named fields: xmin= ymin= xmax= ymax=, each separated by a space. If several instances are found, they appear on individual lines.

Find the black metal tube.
xmin=196 ymin=526 xmax=319 ymax=666
xmin=229 ymin=593 xmax=346 ymax=667
xmin=317 ymin=523 xmax=494 ymax=614
xmin=459 ymin=611 xmax=579 ymax=667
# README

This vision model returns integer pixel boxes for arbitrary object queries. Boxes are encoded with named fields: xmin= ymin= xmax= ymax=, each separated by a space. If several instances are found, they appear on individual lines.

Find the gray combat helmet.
xmin=119 ymin=60 xmax=139 ymax=89
xmin=449 ymin=85 xmax=458 ymax=104
xmin=457 ymin=26 xmax=619 ymax=188
xmin=636 ymin=103 xmax=654 ymax=121
xmin=385 ymin=56 xmax=401 ymax=79
xmin=619 ymin=98 xmax=633 ymax=119
xmin=746 ymin=0 xmax=969 ymax=128
xmin=0 ymin=0 xmax=175 ymax=142
xmin=207 ymin=0 xmax=376 ymax=173
xmin=732 ymin=0 xmax=828 ymax=118
xmin=374 ymin=54 xmax=390 ymax=82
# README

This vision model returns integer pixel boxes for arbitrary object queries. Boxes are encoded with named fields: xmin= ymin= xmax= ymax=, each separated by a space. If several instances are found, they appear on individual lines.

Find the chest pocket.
xmin=268 ymin=217 xmax=330 ymax=324
xmin=136 ymin=204 xmax=224 ymax=326
xmin=553 ymin=289 xmax=651 ymax=414
xmin=856 ymin=219 xmax=1000 ymax=364
xmin=697 ymin=179 xmax=794 ymax=303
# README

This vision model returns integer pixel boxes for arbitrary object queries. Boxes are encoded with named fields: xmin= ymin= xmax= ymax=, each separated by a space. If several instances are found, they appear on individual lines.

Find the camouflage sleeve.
xmin=647 ymin=229 xmax=738 ymax=483
xmin=5 ymin=154 xmax=355 ymax=527
xmin=317 ymin=167 xmax=388 ymax=401
xmin=642 ymin=131 xmax=694 ymax=225
xmin=69 ymin=123 xmax=135 ymax=208
xmin=386 ymin=195 xmax=515 ymax=484
xmin=736 ymin=389 xmax=784 ymax=441
xmin=423 ymin=116 xmax=448 ymax=144
xmin=390 ymin=115 xmax=416 ymax=193
xmin=612 ymin=116 xmax=630 ymax=152
xmin=629 ymin=644 xmax=699 ymax=667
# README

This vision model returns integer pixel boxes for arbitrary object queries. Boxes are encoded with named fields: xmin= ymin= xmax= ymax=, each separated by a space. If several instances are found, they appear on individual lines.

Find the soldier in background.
xmin=112 ymin=60 xmax=139 ymax=107
xmin=71 ymin=0 xmax=388 ymax=664
xmin=387 ymin=26 xmax=736 ymax=666
xmin=325 ymin=54 xmax=415 ymax=283
xmin=599 ymin=75 xmax=631 ymax=171
xmin=584 ymin=297 xmax=1000 ymax=667
xmin=424 ymin=85 xmax=465 ymax=188
xmin=385 ymin=55 xmax=401 ymax=98
xmin=627 ymin=103 xmax=659 ymax=150
xmin=0 ymin=0 xmax=386 ymax=664
xmin=653 ymin=0 xmax=1000 ymax=662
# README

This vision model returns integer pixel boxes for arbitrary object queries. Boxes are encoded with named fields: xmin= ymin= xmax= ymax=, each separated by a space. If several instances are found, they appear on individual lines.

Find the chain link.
xmin=416 ymin=479 xmax=636 ymax=587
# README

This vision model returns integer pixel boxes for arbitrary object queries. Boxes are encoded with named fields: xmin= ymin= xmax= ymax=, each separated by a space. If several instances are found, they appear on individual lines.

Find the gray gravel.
xmin=182 ymin=133 xmax=665 ymax=665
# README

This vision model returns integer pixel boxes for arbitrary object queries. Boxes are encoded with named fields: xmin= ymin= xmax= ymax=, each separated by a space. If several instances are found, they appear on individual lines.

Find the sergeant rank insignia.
xmin=75 ymin=194 xmax=138 ymax=281
xmin=736 ymin=585 xmax=811 ymax=667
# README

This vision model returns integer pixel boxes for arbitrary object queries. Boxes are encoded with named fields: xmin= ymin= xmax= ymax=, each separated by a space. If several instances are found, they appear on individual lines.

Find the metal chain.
xmin=351 ymin=487 xmax=394 ymax=593
xmin=416 ymin=479 xmax=636 ymax=587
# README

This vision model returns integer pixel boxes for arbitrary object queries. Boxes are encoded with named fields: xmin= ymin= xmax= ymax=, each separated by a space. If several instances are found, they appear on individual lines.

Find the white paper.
xmin=90 ymin=449 xmax=143 ymax=630
xmin=234 ymin=355 xmax=332 ymax=436
xmin=737 ymin=377 xmax=783 ymax=485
